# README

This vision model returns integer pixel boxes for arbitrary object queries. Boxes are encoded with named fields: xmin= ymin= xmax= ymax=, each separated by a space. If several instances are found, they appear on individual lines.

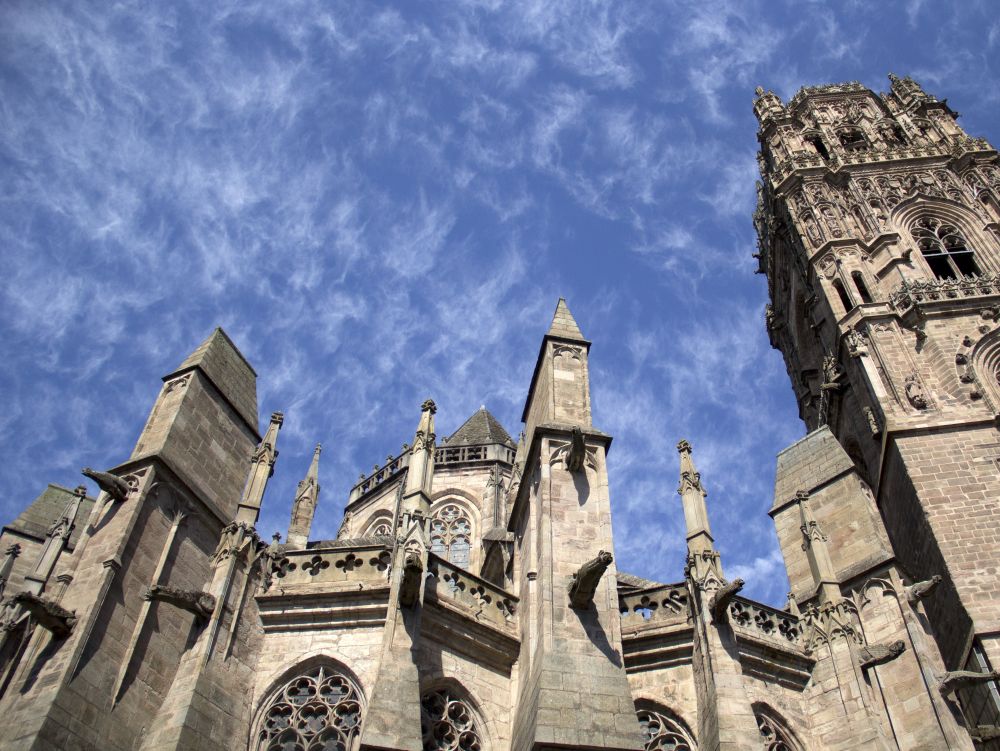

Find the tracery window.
xmin=421 ymin=688 xmax=484 ymax=751
xmin=636 ymin=705 xmax=697 ymax=750
xmin=754 ymin=706 xmax=801 ymax=751
xmin=429 ymin=504 xmax=472 ymax=569
xmin=912 ymin=217 xmax=981 ymax=279
xmin=254 ymin=665 xmax=363 ymax=751
xmin=366 ymin=517 xmax=393 ymax=537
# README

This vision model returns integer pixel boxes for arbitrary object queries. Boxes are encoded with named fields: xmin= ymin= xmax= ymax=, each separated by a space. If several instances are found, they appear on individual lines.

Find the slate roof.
xmin=4 ymin=483 xmax=96 ymax=550
xmin=445 ymin=407 xmax=514 ymax=447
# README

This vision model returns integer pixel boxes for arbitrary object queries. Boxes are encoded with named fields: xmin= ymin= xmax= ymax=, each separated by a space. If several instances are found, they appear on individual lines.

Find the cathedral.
xmin=2 ymin=74 xmax=1000 ymax=750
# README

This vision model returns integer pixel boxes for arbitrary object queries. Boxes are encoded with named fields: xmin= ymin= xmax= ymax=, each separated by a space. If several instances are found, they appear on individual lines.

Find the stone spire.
xmin=547 ymin=297 xmax=586 ymax=341
xmin=796 ymin=490 xmax=841 ymax=604
xmin=235 ymin=411 xmax=283 ymax=525
xmin=677 ymin=440 xmax=720 ymax=582
xmin=401 ymin=399 xmax=436 ymax=520
xmin=286 ymin=444 xmax=321 ymax=549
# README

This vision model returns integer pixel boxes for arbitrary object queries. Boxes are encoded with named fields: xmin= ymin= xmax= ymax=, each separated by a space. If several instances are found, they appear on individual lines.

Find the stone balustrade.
xmin=434 ymin=442 xmax=515 ymax=467
xmin=889 ymin=274 xmax=1000 ymax=311
xmin=269 ymin=543 xmax=391 ymax=589
xmin=728 ymin=596 xmax=803 ymax=647
xmin=618 ymin=583 xmax=689 ymax=626
xmin=425 ymin=555 xmax=518 ymax=635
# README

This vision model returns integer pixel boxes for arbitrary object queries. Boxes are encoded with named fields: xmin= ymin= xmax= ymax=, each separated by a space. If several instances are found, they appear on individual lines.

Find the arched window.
xmin=636 ymin=704 xmax=697 ymax=750
xmin=912 ymin=218 xmax=981 ymax=279
xmin=429 ymin=504 xmax=473 ymax=569
xmin=839 ymin=128 xmax=868 ymax=153
xmin=753 ymin=705 xmax=802 ymax=751
xmin=805 ymin=135 xmax=829 ymax=161
xmin=365 ymin=515 xmax=393 ymax=538
xmin=852 ymin=271 xmax=873 ymax=304
xmin=832 ymin=279 xmax=853 ymax=312
xmin=254 ymin=664 xmax=364 ymax=751
xmin=421 ymin=688 xmax=485 ymax=751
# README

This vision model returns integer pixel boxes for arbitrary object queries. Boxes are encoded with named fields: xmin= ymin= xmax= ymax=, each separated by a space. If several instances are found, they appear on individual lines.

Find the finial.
xmin=272 ymin=532 xmax=282 ymax=543
xmin=74 ymin=485 xmax=88 ymax=496
xmin=270 ymin=411 xmax=284 ymax=425
xmin=677 ymin=439 xmax=692 ymax=454
xmin=421 ymin=399 xmax=437 ymax=414
xmin=754 ymin=86 xmax=764 ymax=97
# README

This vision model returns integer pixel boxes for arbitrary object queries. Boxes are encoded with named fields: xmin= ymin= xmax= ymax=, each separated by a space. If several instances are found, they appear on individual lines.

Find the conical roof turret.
xmin=446 ymin=406 xmax=514 ymax=447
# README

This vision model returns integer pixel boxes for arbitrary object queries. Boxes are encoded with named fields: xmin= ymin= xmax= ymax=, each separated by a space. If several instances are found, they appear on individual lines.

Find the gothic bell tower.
xmin=754 ymin=73 xmax=1000 ymax=725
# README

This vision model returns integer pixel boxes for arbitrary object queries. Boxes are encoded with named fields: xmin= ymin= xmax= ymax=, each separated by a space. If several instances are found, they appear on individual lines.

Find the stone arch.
xmin=971 ymin=327 xmax=1000 ymax=413
xmin=362 ymin=510 xmax=393 ymax=538
xmin=634 ymin=699 xmax=697 ymax=750
xmin=891 ymin=195 xmax=999 ymax=274
xmin=251 ymin=655 xmax=366 ymax=751
xmin=419 ymin=679 xmax=492 ymax=751
xmin=751 ymin=702 xmax=804 ymax=751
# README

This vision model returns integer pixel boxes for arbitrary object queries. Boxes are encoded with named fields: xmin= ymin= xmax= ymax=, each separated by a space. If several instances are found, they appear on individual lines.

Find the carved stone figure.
xmin=708 ymin=578 xmax=745 ymax=623
xmin=12 ymin=591 xmax=76 ymax=637
xmin=905 ymin=575 xmax=942 ymax=605
xmin=939 ymin=670 xmax=1000 ymax=696
xmin=81 ymin=467 xmax=131 ymax=503
xmin=904 ymin=374 xmax=929 ymax=409
xmin=858 ymin=640 xmax=906 ymax=669
xmin=863 ymin=407 xmax=880 ymax=436
xmin=144 ymin=585 xmax=216 ymax=620
xmin=399 ymin=551 xmax=423 ymax=608
xmin=569 ymin=551 xmax=613 ymax=609
xmin=566 ymin=426 xmax=586 ymax=473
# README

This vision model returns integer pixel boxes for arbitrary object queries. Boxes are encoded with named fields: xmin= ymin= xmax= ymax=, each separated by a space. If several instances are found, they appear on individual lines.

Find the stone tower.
xmin=1 ymin=78 xmax=999 ymax=751
xmin=755 ymin=75 xmax=1000 ymax=740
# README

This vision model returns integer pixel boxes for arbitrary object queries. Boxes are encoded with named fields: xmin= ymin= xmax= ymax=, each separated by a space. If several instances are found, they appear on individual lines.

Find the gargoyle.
xmin=82 ymin=467 xmax=130 ymax=503
xmin=144 ymin=585 xmax=216 ymax=620
xmin=708 ymin=578 xmax=745 ymax=623
xmin=971 ymin=726 xmax=1000 ymax=742
xmin=569 ymin=551 xmax=613 ymax=609
xmin=939 ymin=669 xmax=1000 ymax=696
xmin=566 ymin=427 xmax=586 ymax=473
xmin=858 ymin=640 xmax=906 ymax=669
xmin=399 ymin=551 xmax=423 ymax=608
xmin=905 ymin=575 xmax=942 ymax=605
xmin=12 ymin=591 xmax=76 ymax=637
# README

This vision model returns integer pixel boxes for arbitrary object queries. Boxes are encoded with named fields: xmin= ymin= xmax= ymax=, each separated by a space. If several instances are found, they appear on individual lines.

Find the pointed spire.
xmin=547 ymin=298 xmax=586 ymax=342
xmin=235 ymin=411 xmax=283 ymax=525
xmin=402 ymin=399 xmax=436 ymax=519
xmin=287 ymin=444 xmax=321 ymax=548
xmin=795 ymin=490 xmax=841 ymax=604
xmin=168 ymin=327 xmax=258 ymax=433
xmin=677 ymin=440 xmax=713 ymax=546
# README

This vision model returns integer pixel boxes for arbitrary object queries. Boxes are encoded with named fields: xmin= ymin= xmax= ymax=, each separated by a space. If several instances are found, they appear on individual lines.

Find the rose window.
xmin=255 ymin=666 xmax=363 ymax=751
xmin=421 ymin=689 xmax=483 ymax=751
xmin=429 ymin=504 xmax=472 ymax=569
xmin=637 ymin=707 xmax=696 ymax=750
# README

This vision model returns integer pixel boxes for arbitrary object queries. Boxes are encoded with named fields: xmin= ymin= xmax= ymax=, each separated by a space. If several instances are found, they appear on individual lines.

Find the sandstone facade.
xmin=0 ymin=75 xmax=998 ymax=750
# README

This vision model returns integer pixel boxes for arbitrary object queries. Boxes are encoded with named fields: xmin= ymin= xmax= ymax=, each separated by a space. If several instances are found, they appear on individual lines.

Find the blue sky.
xmin=1 ymin=1 xmax=998 ymax=605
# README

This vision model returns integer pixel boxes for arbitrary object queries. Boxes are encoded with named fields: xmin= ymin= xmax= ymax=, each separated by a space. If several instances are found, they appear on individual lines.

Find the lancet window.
xmin=636 ymin=705 xmax=697 ymax=750
xmin=421 ymin=688 xmax=485 ymax=751
xmin=429 ymin=504 xmax=472 ymax=569
xmin=254 ymin=665 xmax=363 ymax=751
xmin=912 ymin=218 xmax=980 ymax=279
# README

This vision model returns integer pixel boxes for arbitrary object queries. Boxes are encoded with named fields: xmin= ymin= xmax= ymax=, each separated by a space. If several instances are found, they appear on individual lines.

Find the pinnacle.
xmin=546 ymin=298 xmax=586 ymax=342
